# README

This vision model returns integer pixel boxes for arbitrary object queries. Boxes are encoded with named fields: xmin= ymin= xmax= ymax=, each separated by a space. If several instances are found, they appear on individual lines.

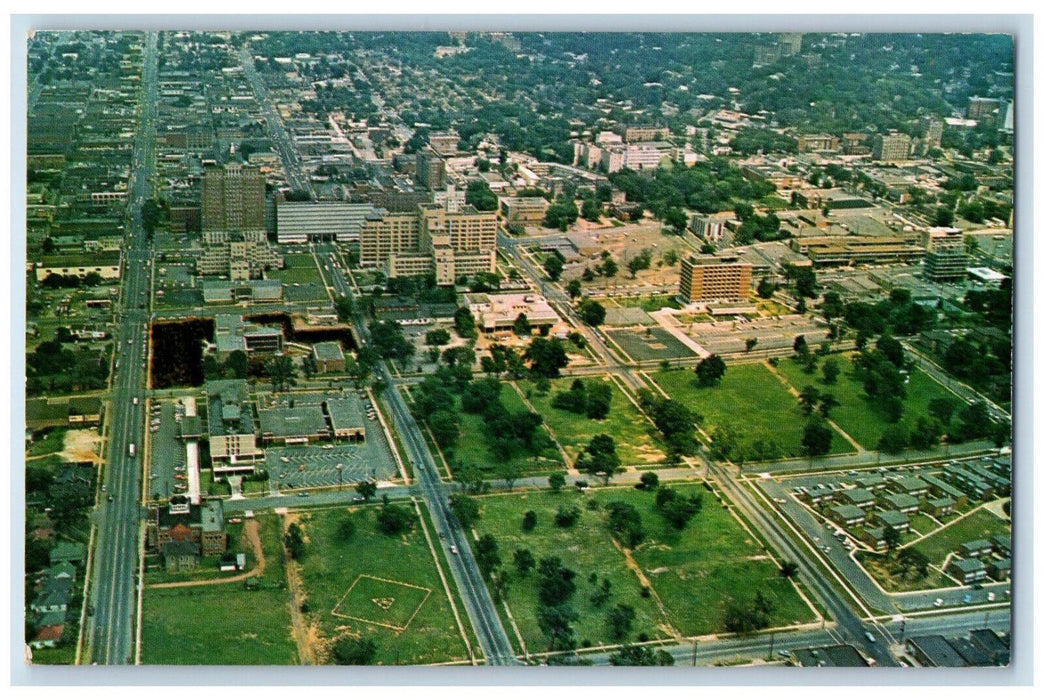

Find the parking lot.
xmin=606 ymin=326 xmax=698 ymax=361
xmin=145 ymin=399 xmax=187 ymax=502
xmin=260 ymin=388 xmax=400 ymax=493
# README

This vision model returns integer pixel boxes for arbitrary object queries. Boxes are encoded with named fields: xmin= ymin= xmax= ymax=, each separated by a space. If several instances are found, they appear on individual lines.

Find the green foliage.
xmin=449 ymin=494 xmax=480 ymax=529
xmin=284 ymin=523 xmax=306 ymax=560
xmin=695 ymin=354 xmax=727 ymax=387
xmin=554 ymin=504 xmax=582 ymax=528
xmin=605 ymin=501 xmax=645 ymax=547
xmin=801 ymin=417 xmax=833 ymax=457
xmin=521 ymin=510 xmax=537 ymax=532
xmin=543 ymin=253 xmax=565 ymax=282
xmin=654 ymin=486 xmax=703 ymax=530
xmin=514 ymin=548 xmax=536 ymax=576
xmin=332 ymin=636 xmax=377 ymax=665
xmin=548 ymin=471 xmax=566 ymax=493
xmin=375 ymin=501 xmax=418 ymax=536
xmin=578 ymin=299 xmax=607 ymax=327
xmin=465 ymin=180 xmax=499 ymax=211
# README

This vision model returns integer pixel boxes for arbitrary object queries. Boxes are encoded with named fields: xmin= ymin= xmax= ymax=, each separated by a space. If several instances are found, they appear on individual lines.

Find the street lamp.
xmin=336 ymin=463 xmax=343 ymax=491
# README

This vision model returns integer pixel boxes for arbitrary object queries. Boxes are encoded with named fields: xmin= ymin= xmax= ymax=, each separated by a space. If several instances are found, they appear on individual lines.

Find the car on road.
xmin=107 ymin=494 xmax=114 ymax=502
xmin=450 ymin=545 xmax=459 ymax=554
xmin=777 ymin=650 xmax=791 ymax=658
xmin=988 ymin=592 xmax=996 ymax=601
xmin=865 ymin=632 xmax=876 ymax=643
xmin=934 ymin=598 xmax=944 ymax=607
xmin=299 ymin=492 xmax=310 ymax=498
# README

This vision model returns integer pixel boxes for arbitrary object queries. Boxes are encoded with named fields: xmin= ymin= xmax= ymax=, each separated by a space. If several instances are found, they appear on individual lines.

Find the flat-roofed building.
xmin=257 ymin=404 xmax=330 ymax=445
xmin=202 ymin=162 xmax=265 ymax=232
xmin=872 ymin=131 xmax=912 ymax=162
xmin=678 ymin=255 xmax=752 ymax=303
xmin=797 ymin=133 xmax=840 ymax=153
xmin=359 ymin=202 xmax=497 ymax=285
xmin=906 ymin=636 xmax=968 ymax=668
xmin=205 ymin=379 xmax=262 ymax=473
xmin=276 ymin=201 xmax=379 ymax=244
xmin=791 ymin=234 xmax=925 ymax=267
xmin=213 ymin=314 xmax=284 ymax=360
xmin=500 ymin=196 xmax=549 ymax=223
xmin=324 ymin=397 xmax=366 ymax=441
xmin=313 ymin=341 xmax=346 ymax=373
xmin=466 ymin=292 xmax=561 ymax=333
xmin=35 ymin=252 xmax=122 ymax=282
xmin=923 ymin=227 xmax=968 ymax=282
xmin=427 ymin=130 xmax=460 ymax=155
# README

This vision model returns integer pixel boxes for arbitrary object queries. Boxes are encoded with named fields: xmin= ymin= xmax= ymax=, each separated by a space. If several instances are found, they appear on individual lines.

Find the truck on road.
xmin=128 ymin=443 xmax=136 ymax=458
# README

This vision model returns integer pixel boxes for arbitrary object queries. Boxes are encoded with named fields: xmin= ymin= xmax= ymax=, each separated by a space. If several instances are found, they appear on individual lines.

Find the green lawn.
xmin=142 ymin=514 xmax=298 ymax=664
xmin=26 ymin=427 xmax=68 ymax=457
xmin=856 ymin=552 xmax=952 ymax=593
xmin=515 ymin=378 xmax=666 ymax=467
xmin=774 ymin=354 xmax=960 ymax=452
xmin=268 ymin=253 xmax=324 ymax=286
xmin=907 ymin=507 xmax=1010 ymax=565
xmin=651 ymin=363 xmax=848 ymax=459
xmin=294 ymin=503 xmax=474 ymax=665
xmin=474 ymin=484 xmax=814 ymax=652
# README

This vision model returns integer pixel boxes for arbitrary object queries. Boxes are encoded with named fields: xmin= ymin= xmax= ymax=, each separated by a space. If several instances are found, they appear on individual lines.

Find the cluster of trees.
xmin=465 ymin=180 xmax=499 ymax=211
xmin=369 ymin=320 xmax=415 ymax=365
xmin=39 ymin=272 xmax=106 ymax=289
xmin=637 ymin=390 xmax=700 ymax=459
xmin=733 ymin=203 xmax=785 ymax=245
xmin=842 ymin=288 xmax=935 ymax=339
xmin=26 ymin=336 xmax=110 ymax=395
xmin=543 ymin=252 xmax=565 ymax=281
xmin=730 ymin=127 xmax=798 ymax=155
xmin=575 ymin=434 xmax=622 ymax=485
xmin=375 ymin=496 xmax=418 ymax=536
xmin=544 ymin=198 xmax=580 ymax=230
xmin=655 ymin=486 xmax=703 ymax=529
xmin=626 ymin=248 xmax=654 ymax=278
xmin=608 ymin=159 xmax=775 ymax=221
xmin=284 ymin=523 xmax=306 ymax=560
xmin=723 ymin=590 xmax=776 ymax=634
xmin=578 ymin=299 xmax=607 ymax=327
xmin=550 ymin=378 xmax=612 ymax=420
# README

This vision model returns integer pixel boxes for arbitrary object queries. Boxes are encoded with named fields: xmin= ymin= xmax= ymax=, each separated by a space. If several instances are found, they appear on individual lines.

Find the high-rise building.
xmin=872 ymin=131 xmax=912 ymax=162
xmin=359 ymin=202 xmax=497 ymax=285
xmin=202 ymin=163 xmax=265 ymax=232
xmin=415 ymin=148 xmax=447 ymax=190
xmin=922 ymin=118 xmax=944 ymax=150
xmin=276 ymin=201 xmax=379 ymax=244
xmin=678 ymin=255 xmax=753 ymax=303
xmin=967 ymin=96 xmax=1001 ymax=121
xmin=923 ymin=227 xmax=968 ymax=282
xmin=777 ymin=33 xmax=803 ymax=57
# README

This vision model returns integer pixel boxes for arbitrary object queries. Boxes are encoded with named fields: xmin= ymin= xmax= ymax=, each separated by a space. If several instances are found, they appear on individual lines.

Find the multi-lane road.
xmin=87 ymin=30 xmax=158 ymax=666
xmin=317 ymin=243 xmax=519 ymax=665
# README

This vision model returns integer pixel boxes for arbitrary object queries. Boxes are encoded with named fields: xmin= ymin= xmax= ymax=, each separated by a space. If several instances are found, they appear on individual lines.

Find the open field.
xmin=474 ymin=483 xmax=815 ymax=652
xmin=268 ymin=253 xmax=323 ymax=286
xmin=856 ymin=552 xmax=952 ymax=593
xmin=650 ymin=363 xmax=848 ymax=459
xmin=514 ymin=378 xmax=666 ymax=466
xmin=908 ymin=506 xmax=1010 ymax=564
xmin=774 ymin=354 xmax=960 ymax=452
xmin=141 ymin=514 xmax=298 ymax=664
xmin=293 ymin=503 xmax=473 ymax=665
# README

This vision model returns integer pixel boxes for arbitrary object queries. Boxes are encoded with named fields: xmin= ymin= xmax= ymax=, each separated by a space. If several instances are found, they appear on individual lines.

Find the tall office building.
xmin=202 ymin=163 xmax=265 ymax=232
xmin=922 ymin=118 xmax=944 ymax=150
xmin=359 ymin=202 xmax=497 ymax=285
xmin=415 ymin=148 xmax=447 ymax=191
xmin=923 ymin=227 xmax=968 ymax=282
xmin=872 ymin=131 xmax=912 ymax=162
xmin=678 ymin=255 xmax=753 ymax=303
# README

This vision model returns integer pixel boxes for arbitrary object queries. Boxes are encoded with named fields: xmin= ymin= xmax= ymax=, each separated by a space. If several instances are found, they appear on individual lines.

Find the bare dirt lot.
xmin=61 ymin=428 xmax=102 ymax=463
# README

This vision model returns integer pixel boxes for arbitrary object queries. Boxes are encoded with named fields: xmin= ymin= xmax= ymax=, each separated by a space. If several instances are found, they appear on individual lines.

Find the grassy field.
xmin=651 ymin=363 xmax=848 ymax=459
xmin=142 ymin=514 xmax=298 ymax=664
xmin=26 ymin=427 xmax=68 ymax=457
xmin=774 ymin=354 xmax=959 ymax=452
xmin=268 ymin=253 xmax=324 ymax=286
xmin=294 ymin=503 xmax=474 ymax=665
xmin=440 ymin=389 xmax=563 ymax=477
xmin=475 ymin=483 xmax=814 ymax=652
xmin=514 ymin=378 xmax=665 ymax=467
xmin=856 ymin=552 xmax=952 ymax=593
xmin=907 ymin=507 xmax=1010 ymax=564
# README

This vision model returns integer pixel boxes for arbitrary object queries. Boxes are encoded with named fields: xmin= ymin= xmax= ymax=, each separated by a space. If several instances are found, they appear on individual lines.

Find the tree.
xmin=818 ymin=392 xmax=839 ymax=419
xmin=267 ymin=355 xmax=298 ymax=392
xmin=355 ymin=480 xmax=377 ymax=502
xmin=337 ymin=516 xmax=357 ymax=542
xmin=554 ymin=504 xmax=582 ymax=528
xmin=695 ymin=354 xmax=727 ymax=387
xmin=454 ymin=307 xmax=478 ymax=339
xmin=543 ymin=254 xmax=564 ymax=282
xmin=655 ymin=486 xmax=703 ymax=529
xmin=605 ymin=501 xmax=645 ymax=547
xmin=663 ymin=207 xmax=688 ymax=234
xmin=428 ymin=409 xmax=460 ymax=449
xmin=426 ymin=328 xmax=451 ymax=346
xmin=497 ymin=461 xmax=523 ymax=491
xmin=606 ymin=603 xmax=636 ymax=641
xmin=581 ymin=198 xmax=603 ymax=222
xmin=566 ymin=279 xmax=583 ymax=299
xmin=375 ymin=501 xmax=417 ymax=535
xmin=521 ymin=509 xmax=537 ymax=532
xmin=756 ymin=277 xmax=777 ymax=299
xmin=284 ymin=523 xmax=306 ymax=560
xmin=225 ymin=350 xmax=249 ymax=379
xmin=536 ymin=603 xmax=579 ymax=652
xmin=793 ymin=335 xmax=809 ymax=358
xmin=779 ymin=561 xmax=799 ymax=578
xmin=877 ymin=424 xmax=909 ymax=454
xmin=548 ymin=471 xmax=566 ymax=493
xmin=820 ymin=291 xmax=844 ymax=321
xmin=639 ymin=471 xmax=659 ymax=491
xmin=609 ymin=644 xmax=676 ymax=666
xmin=524 ymin=337 xmax=570 ymax=378
xmin=927 ymin=397 xmax=959 ymax=426
xmin=449 ymin=494 xmax=480 ymax=529
xmin=576 ymin=434 xmax=622 ymax=484
xmin=798 ymin=385 xmax=821 ymax=416
xmin=802 ymin=417 xmax=833 ymax=457
xmin=474 ymin=534 xmax=501 ymax=577
xmin=934 ymin=205 xmax=955 ymax=227
xmin=301 ymin=353 xmax=318 ymax=380
xmin=536 ymin=556 xmax=578 ymax=607
xmin=599 ymin=256 xmax=619 ymax=278
xmin=578 ymin=299 xmax=607 ymax=327
xmin=514 ymin=548 xmax=536 ymax=577
xmin=512 ymin=313 xmax=532 ymax=336
xmin=821 ymin=357 xmax=840 ymax=384
xmin=882 ymin=524 xmax=901 ymax=556
xmin=584 ymin=381 xmax=612 ymax=420
xmin=745 ymin=338 xmax=758 ymax=353
xmin=332 ymin=636 xmax=377 ymax=665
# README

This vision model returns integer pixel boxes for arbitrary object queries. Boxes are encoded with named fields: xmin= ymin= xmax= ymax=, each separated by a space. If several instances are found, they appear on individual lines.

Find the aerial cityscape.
xmin=22 ymin=30 xmax=1014 ymax=669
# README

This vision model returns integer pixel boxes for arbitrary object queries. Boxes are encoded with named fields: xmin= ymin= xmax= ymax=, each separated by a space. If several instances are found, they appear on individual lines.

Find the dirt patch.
xmin=61 ymin=429 xmax=101 ymax=463
xmin=281 ymin=513 xmax=319 ymax=665
xmin=609 ymin=535 xmax=679 ymax=639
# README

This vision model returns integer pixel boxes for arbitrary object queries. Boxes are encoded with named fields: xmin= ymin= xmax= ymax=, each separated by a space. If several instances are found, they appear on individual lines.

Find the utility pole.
xmin=768 ymin=631 xmax=775 ymax=661
xmin=692 ymin=637 xmax=698 ymax=667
